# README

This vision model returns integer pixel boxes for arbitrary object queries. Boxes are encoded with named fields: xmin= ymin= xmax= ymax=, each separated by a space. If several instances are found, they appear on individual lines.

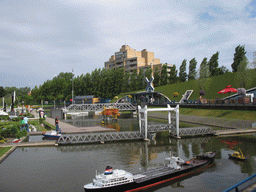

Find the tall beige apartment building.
xmin=104 ymin=45 xmax=173 ymax=75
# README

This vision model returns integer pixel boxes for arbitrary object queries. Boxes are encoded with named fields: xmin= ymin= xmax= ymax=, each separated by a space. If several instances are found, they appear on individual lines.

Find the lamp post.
xmin=72 ymin=68 xmax=74 ymax=105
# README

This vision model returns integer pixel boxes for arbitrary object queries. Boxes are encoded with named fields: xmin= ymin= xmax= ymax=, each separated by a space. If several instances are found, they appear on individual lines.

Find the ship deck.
xmin=133 ymin=160 xmax=207 ymax=183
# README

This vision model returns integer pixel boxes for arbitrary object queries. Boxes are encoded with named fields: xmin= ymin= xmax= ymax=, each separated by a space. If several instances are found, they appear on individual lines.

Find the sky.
xmin=1 ymin=0 xmax=256 ymax=88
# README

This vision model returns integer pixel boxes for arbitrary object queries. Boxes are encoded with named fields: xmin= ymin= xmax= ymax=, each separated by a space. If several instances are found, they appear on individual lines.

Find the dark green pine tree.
xmin=208 ymin=51 xmax=219 ymax=76
xmin=160 ymin=64 xmax=168 ymax=86
xmin=145 ymin=67 xmax=153 ymax=80
xmin=0 ymin=86 xmax=6 ymax=98
xmin=130 ymin=70 xmax=138 ymax=91
xmin=136 ymin=69 xmax=144 ymax=90
xmin=153 ymin=67 xmax=160 ymax=87
xmin=179 ymin=59 xmax=187 ymax=82
xmin=122 ymin=71 xmax=130 ymax=93
xmin=199 ymin=57 xmax=208 ymax=79
xmin=231 ymin=45 xmax=247 ymax=72
xmin=168 ymin=65 xmax=178 ymax=84
xmin=188 ymin=58 xmax=197 ymax=81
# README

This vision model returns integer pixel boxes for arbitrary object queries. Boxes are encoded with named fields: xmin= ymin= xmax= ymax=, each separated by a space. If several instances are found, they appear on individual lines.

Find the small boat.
xmin=84 ymin=151 xmax=216 ymax=192
xmin=43 ymin=130 xmax=61 ymax=139
xmin=228 ymin=148 xmax=247 ymax=161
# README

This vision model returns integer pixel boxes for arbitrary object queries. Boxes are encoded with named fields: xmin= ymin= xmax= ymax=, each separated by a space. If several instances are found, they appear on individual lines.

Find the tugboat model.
xmin=84 ymin=151 xmax=216 ymax=192
xmin=229 ymin=148 xmax=247 ymax=161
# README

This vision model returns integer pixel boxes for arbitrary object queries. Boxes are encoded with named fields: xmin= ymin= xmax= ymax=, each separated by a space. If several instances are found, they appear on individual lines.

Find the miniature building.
xmin=74 ymin=95 xmax=100 ymax=104
xmin=104 ymin=45 xmax=173 ymax=75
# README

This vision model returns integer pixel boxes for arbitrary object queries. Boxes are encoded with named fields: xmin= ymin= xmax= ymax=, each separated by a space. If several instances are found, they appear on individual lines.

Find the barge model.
xmin=84 ymin=151 xmax=216 ymax=192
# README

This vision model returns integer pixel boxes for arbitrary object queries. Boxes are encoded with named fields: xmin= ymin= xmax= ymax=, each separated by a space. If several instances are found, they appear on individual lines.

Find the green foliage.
xmin=155 ymin=69 xmax=256 ymax=101
xmin=231 ymin=45 xmax=246 ymax=72
xmin=0 ymin=86 xmax=6 ymax=97
xmin=160 ymin=64 xmax=168 ymax=86
xmin=179 ymin=59 xmax=187 ymax=82
xmin=168 ymin=65 xmax=178 ymax=84
xmin=145 ymin=67 xmax=153 ymax=80
xmin=12 ymin=117 xmax=22 ymax=121
xmin=16 ymin=132 xmax=22 ymax=139
xmin=39 ymin=118 xmax=44 ymax=124
xmin=235 ymin=57 xmax=254 ymax=88
xmin=199 ymin=58 xmax=209 ymax=79
xmin=130 ymin=70 xmax=137 ymax=91
xmin=21 ymin=129 xmax=27 ymax=137
xmin=188 ymin=58 xmax=197 ymax=81
xmin=136 ymin=69 xmax=144 ymax=90
xmin=208 ymin=51 xmax=219 ymax=76
xmin=153 ymin=67 xmax=160 ymax=87
xmin=0 ymin=115 xmax=9 ymax=120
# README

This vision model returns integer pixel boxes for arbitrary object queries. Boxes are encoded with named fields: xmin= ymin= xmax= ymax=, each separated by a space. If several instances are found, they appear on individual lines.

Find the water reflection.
xmin=1 ymin=134 xmax=256 ymax=192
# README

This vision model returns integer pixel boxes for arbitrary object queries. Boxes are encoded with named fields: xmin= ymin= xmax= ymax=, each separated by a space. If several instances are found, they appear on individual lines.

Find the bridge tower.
xmin=138 ymin=104 xmax=180 ymax=140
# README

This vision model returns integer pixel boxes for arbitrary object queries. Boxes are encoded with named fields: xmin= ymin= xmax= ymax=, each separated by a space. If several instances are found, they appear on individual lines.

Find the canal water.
xmin=1 ymin=113 xmax=256 ymax=192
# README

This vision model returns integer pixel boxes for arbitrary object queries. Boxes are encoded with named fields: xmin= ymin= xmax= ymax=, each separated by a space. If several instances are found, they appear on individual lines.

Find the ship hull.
xmin=84 ymin=152 xmax=216 ymax=192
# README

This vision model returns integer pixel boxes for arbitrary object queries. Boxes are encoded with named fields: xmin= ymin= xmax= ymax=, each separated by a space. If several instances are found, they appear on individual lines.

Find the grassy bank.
xmin=114 ymin=69 xmax=256 ymax=102
xmin=179 ymin=108 xmax=256 ymax=121
xmin=0 ymin=147 xmax=12 ymax=157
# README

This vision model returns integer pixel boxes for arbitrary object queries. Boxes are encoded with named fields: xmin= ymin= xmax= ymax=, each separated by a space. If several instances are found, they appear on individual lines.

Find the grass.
xmin=114 ymin=69 xmax=256 ymax=102
xmin=0 ymin=147 xmax=12 ymax=157
xmin=179 ymin=108 xmax=256 ymax=121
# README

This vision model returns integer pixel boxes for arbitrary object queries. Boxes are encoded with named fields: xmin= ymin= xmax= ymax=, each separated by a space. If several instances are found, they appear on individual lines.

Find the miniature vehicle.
xmin=229 ymin=148 xmax=247 ymax=161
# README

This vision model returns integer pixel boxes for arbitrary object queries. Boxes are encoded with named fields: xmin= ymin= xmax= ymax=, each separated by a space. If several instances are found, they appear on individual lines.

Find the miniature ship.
xmin=42 ymin=130 xmax=61 ymax=139
xmin=84 ymin=151 xmax=216 ymax=192
xmin=228 ymin=148 xmax=247 ymax=161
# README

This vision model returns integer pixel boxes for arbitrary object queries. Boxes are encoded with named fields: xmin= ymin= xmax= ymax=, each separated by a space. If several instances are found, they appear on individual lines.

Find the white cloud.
xmin=0 ymin=0 xmax=255 ymax=87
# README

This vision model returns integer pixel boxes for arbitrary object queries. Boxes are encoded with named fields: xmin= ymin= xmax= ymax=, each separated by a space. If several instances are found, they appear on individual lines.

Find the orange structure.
xmin=100 ymin=106 xmax=120 ymax=119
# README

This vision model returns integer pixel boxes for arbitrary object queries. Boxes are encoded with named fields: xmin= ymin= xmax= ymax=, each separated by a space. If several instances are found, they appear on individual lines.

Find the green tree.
xmin=231 ymin=45 xmax=246 ymax=72
xmin=160 ymin=64 xmax=168 ymax=86
xmin=153 ymin=67 xmax=160 ymax=87
xmin=136 ymin=69 xmax=144 ymax=90
xmin=235 ymin=56 xmax=253 ymax=88
xmin=168 ymin=65 xmax=178 ymax=84
xmin=122 ymin=71 xmax=130 ymax=93
xmin=145 ymin=67 xmax=153 ymax=80
xmin=199 ymin=58 xmax=209 ymax=79
xmin=197 ymin=58 xmax=211 ymax=91
xmin=208 ymin=51 xmax=219 ymax=76
xmin=0 ymin=86 xmax=6 ymax=98
xmin=188 ymin=58 xmax=197 ymax=81
xmin=250 ymin=51 xmax=256 ymax=69
xmin=130 ymin=70 xmax=137 ymax=91
xmin=179 ymin=59 xmax=187 ymax=82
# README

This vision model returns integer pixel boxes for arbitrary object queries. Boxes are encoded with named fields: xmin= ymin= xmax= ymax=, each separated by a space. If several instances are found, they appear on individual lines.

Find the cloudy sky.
xmin=1 ymin=0 xmax=256 ymax=88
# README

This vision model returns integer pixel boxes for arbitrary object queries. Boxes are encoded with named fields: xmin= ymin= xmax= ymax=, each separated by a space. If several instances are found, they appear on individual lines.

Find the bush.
xmin=16 ymin=132 xmax=22 ymax=139
xmin=21 ymin=129 xmax=27 ymax=137
xmin=0 ymin=115 xmax=9 ymax=120
xmin=39 ymin=118 xmax=44 ymax=124
xmin=12 ymin=117 xmax=22 ymax=121
xmin=10 ymin=127 xmax=18 ymax=135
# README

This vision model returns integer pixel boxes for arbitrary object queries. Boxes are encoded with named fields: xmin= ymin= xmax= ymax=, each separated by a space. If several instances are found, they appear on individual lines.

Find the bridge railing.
xmin=223 ymin=173 xmax=256 ymax=192
xmin=65 ymin=103 xmax=136 ymax=112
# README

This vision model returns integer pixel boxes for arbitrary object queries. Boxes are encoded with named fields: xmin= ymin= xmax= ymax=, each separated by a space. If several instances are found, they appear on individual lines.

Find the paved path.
xmin=31 ymin=110 xmax=115 ymax=134
xmin=148 ymin=112 xmax=255 ymax=129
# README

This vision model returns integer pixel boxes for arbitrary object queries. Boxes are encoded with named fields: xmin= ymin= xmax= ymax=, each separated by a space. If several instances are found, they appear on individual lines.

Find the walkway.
xmin=31 ymin=110 xmax=115 ymax=134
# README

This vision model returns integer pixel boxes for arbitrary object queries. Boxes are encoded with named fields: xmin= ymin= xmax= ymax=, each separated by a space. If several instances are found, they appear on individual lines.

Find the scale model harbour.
xmin=84 ymin=151 xmax=216 ymax=192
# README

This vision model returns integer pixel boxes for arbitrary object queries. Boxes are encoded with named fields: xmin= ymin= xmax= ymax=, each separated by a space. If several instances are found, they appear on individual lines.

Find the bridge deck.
xmin=57 ymin=131 xmax=144 ymax=144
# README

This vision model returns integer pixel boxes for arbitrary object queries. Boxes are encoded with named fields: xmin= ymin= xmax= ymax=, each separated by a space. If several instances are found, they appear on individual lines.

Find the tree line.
xmin=1 ymin=45 xmax=254 ymax=105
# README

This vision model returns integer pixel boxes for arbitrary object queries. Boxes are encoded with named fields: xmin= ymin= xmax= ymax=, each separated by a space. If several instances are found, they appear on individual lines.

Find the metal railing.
xmin=223 ymin=173 xmax=256 ymax=192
